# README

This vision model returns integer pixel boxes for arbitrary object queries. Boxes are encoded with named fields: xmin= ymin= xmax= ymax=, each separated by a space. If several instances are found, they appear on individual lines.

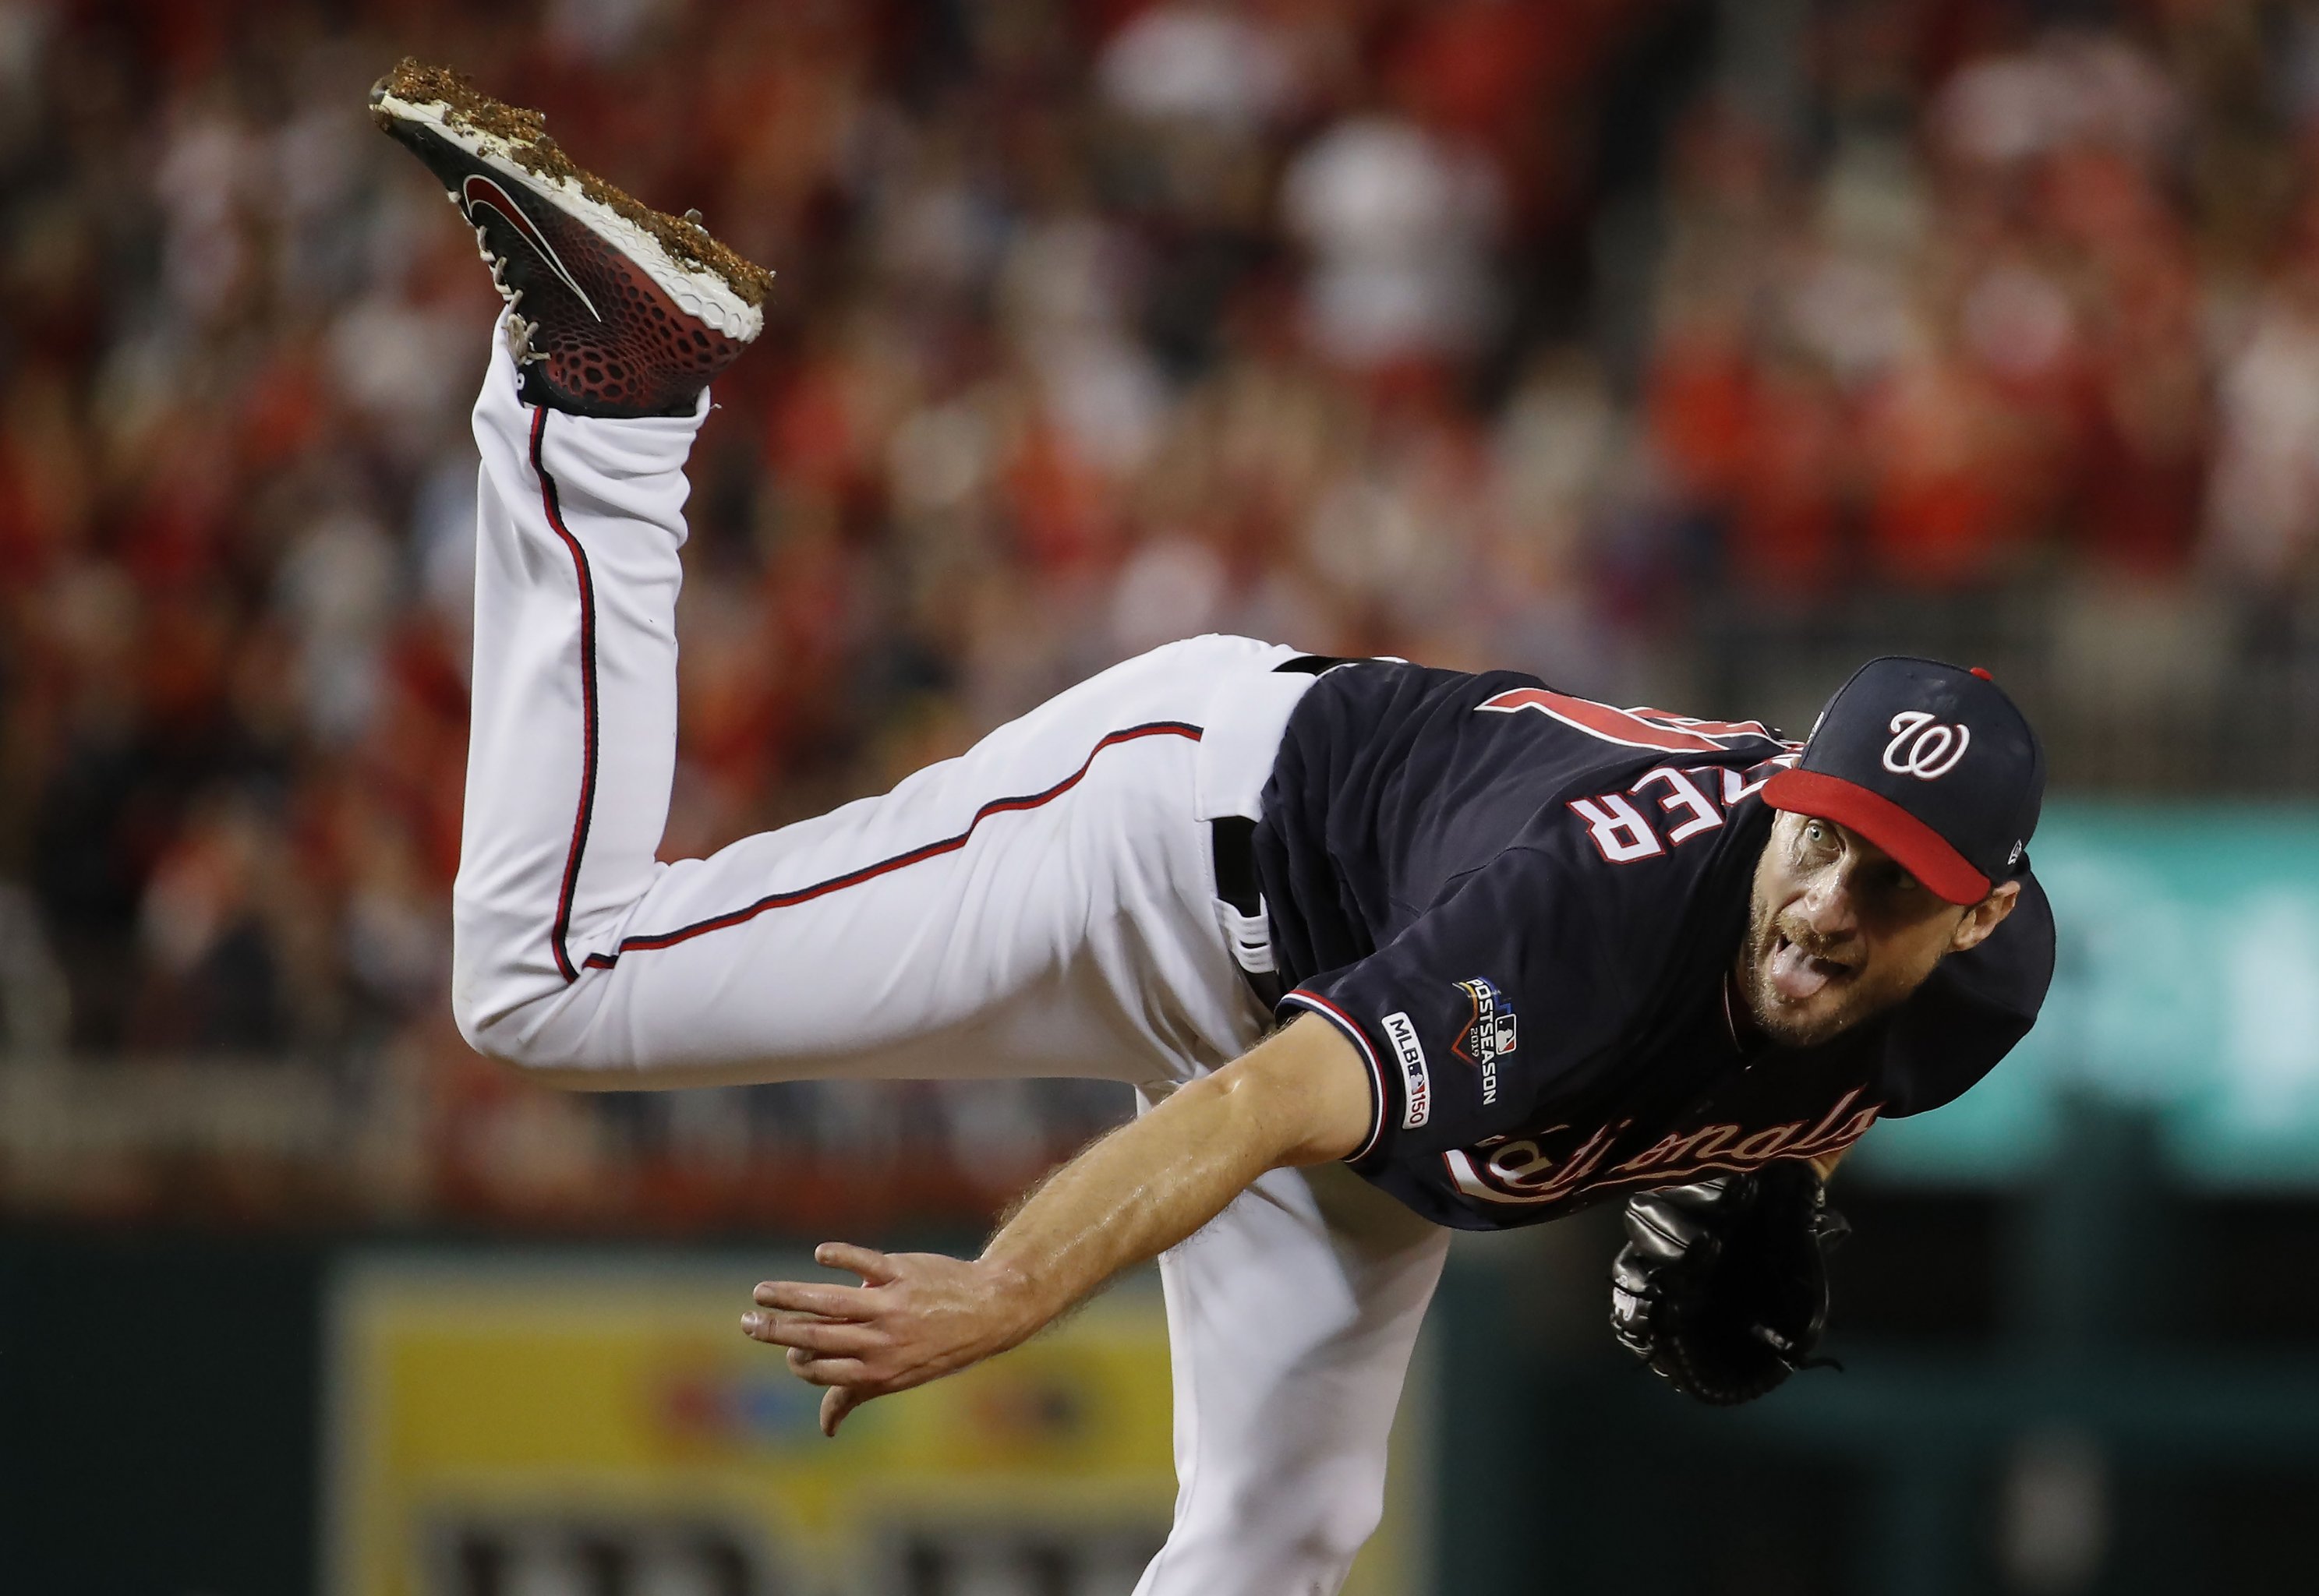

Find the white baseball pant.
xmin=452 ymin=321 xmax=1448 ymax=1595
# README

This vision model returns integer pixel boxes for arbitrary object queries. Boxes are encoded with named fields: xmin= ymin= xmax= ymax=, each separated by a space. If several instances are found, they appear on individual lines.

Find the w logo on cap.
xmin=1882 ymin=711 xmax=1971 ymax=780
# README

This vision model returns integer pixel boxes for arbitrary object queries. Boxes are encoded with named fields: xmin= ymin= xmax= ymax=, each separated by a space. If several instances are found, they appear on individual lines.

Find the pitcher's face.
xmin=1736 ymin=812 xmax=2015 ymax=1050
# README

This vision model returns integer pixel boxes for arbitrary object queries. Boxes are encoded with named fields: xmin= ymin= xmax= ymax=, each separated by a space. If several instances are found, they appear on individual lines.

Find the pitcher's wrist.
xmin=977 ymin=1252 xmax=1058 ymax=1345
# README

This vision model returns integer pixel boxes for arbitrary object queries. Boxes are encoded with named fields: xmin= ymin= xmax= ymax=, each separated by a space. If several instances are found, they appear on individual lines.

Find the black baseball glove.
xmin=1607 ymin=1161 xmax=1849 ymax=1405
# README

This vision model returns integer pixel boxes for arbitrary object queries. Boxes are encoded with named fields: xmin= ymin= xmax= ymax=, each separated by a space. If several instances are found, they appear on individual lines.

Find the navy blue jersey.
xmin=1253 ymin=661 xmax=2055 ymax=1231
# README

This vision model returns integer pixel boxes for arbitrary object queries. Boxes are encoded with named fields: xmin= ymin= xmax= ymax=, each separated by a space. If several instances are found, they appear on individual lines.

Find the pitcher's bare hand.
xmin=744 ymin=1242 xmax=1039 ymax=1437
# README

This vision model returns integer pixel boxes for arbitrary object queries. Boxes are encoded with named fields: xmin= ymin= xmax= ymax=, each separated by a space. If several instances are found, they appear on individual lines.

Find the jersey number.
xmin=1477 ymin=687 xmax=1775 ymax=752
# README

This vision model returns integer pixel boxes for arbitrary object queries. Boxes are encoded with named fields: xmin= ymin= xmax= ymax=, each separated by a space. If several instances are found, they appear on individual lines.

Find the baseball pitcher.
xmin=373 ymin=60 xmax=2054 ymax=1595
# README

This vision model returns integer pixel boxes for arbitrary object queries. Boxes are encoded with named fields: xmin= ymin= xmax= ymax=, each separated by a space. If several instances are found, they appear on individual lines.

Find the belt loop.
xmin=1210 ymin=816 xmax=1283 ymax=1010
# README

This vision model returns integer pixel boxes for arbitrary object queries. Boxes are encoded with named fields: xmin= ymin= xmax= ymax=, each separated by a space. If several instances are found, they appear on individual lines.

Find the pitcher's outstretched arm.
xmin=742 ymin=1014 xmax=1380 ymax=1435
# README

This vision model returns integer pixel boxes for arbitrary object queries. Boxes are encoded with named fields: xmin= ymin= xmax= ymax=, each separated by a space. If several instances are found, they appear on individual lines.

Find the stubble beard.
xmin=1736 ymin=895 xmax=1912 ymax=1050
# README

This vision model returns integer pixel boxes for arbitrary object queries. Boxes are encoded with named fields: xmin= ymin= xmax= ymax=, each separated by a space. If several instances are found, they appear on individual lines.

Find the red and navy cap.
xmin=1762 ymin=656 xmax=2044 ymax=906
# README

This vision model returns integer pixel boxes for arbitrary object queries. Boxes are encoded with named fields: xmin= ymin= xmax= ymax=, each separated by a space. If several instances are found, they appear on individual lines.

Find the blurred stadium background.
xmin=7 ymin=0 xmax=2319 ymax=1591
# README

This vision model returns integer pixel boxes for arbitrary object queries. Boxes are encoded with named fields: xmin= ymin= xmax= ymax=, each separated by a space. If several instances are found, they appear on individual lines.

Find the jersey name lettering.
xmin=1631 ymin=766 xmax=1723 ymax=844
xmin=1568 ymin=793 xmax=1661 ymax=861
xmin=1570 ymin=754 xmax=1801 ymax=864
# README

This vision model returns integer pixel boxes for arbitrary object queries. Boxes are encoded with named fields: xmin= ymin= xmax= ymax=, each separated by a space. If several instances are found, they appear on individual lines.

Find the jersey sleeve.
xmin=1280 ymin=846 xmax=1635 ymax=1170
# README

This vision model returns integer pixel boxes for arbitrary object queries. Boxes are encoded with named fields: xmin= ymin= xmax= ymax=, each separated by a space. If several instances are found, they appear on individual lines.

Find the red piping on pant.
xmin=577 ymin=721 xmax=1205 ymax=970
xmin=529 ymin=405 xmax=600 ymax=984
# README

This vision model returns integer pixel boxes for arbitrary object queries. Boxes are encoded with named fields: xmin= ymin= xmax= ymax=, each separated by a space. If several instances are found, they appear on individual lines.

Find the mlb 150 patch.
xmin=1381 ymin=1012 xmax=1430 ymax=1129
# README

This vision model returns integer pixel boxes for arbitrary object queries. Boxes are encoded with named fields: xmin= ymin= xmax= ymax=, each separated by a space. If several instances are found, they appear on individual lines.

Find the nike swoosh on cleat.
xmin=459 ymin=173 xmax=603 ymax=322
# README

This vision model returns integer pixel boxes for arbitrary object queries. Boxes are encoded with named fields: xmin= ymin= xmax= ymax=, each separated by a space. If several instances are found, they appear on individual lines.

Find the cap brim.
xmin=1761 ymin=769 xmax=1991 ymax=905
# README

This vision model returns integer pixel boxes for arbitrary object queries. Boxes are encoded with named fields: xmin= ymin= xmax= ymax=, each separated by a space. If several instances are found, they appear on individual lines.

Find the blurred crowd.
xmin=5 ymin=0 xmax=2319 ymax=1220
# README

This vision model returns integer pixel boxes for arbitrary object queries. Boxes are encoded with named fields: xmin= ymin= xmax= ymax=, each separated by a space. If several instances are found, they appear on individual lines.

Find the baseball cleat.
xmin=369 ymin=58 xmax=776 ymax=418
